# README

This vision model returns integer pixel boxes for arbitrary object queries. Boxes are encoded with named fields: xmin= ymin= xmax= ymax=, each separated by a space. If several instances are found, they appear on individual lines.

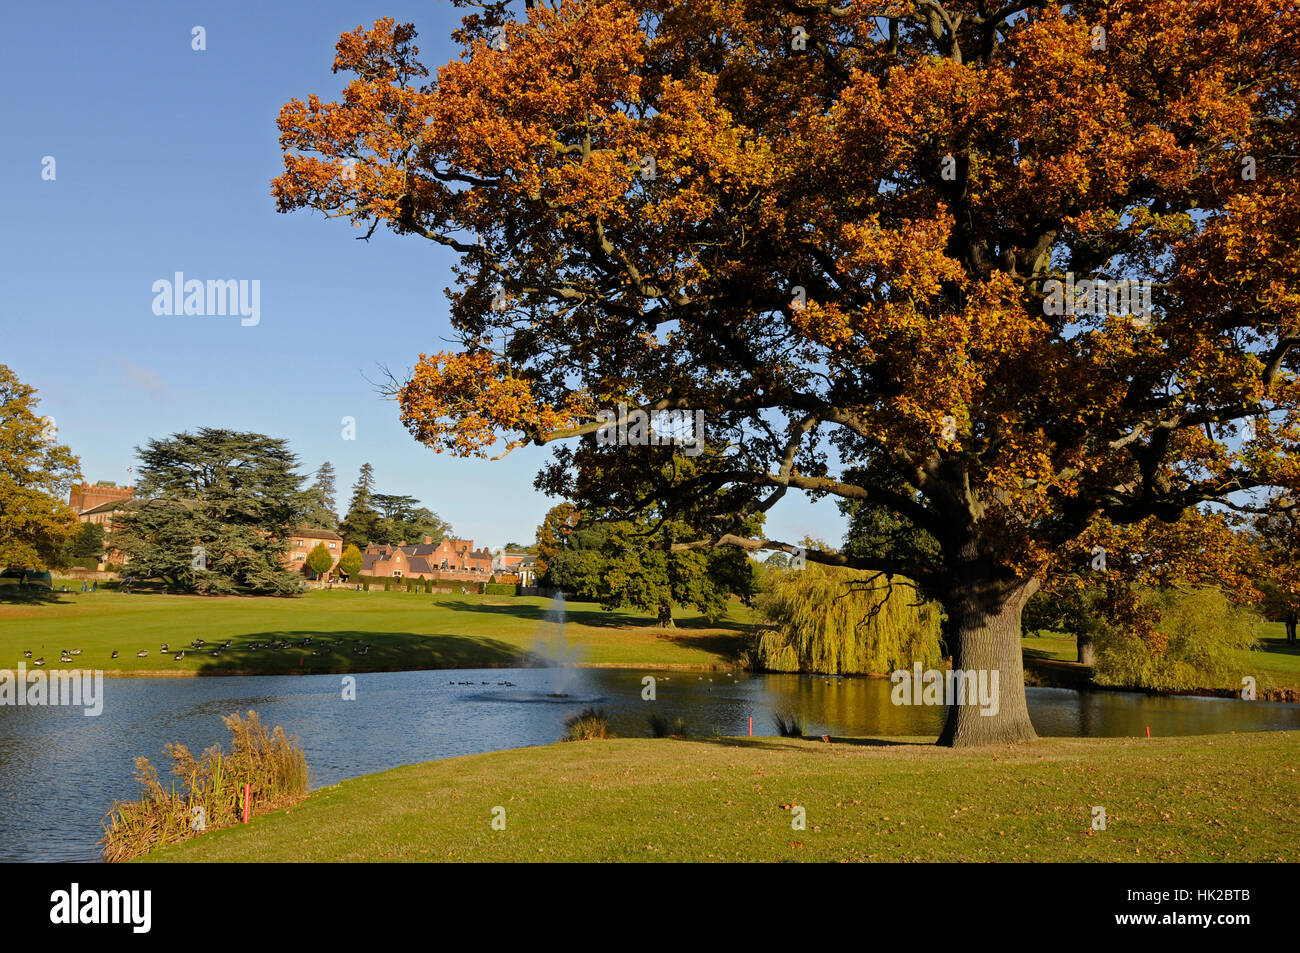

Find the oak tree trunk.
xmin=1077 ymin=632 xmax=1096 ymax=666
xmin=937 ymin=577 xmax=1038 ymax=747
xmin=657 ymin=601 xmax=674 ymax=627
xmin=1287 ymin=616 xmax=1297 ymax=647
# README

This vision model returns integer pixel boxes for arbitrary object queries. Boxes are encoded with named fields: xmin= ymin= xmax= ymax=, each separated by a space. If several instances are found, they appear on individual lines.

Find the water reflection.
xmin=1 ymin=668 xmax=1295 ymax=862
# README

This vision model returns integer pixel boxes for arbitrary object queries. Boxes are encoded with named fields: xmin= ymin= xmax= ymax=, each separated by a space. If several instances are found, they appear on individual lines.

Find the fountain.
xmin=451 ymin=592 xmax=605 ymax=705
xmin=532 ymin=592 xmax=583 ymax=696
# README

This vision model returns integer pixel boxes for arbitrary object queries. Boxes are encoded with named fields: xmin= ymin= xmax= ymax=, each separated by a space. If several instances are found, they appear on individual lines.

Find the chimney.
xmin=423 ymin=536 xmax=432 ymax=545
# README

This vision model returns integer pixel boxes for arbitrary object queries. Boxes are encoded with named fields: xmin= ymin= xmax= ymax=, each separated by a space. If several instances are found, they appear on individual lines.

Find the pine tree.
xmin=113 ymin=429 xmax=305 ymax=594
xmin=339 ymin=463 xmax=380 ymax=549
xmin=300 ymin=461 xmax=339 ymax=530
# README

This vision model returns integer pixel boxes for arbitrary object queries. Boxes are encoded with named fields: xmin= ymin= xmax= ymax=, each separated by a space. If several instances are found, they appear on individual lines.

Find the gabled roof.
xmin=291 ymin=528 xmax=343 ymax=541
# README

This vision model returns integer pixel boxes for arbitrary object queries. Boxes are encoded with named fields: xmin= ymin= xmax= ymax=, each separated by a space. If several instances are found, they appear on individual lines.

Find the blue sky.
xmin=1 ymin=0 xmax=846 ymax=550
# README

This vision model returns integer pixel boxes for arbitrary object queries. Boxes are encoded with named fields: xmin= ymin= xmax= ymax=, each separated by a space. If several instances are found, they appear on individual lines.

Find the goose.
xmin=209 ymin=650 xmax=220 ymax=657
xmin=33 ymin=657 xmax=45 ymax=666
xmin=60 ymin=654 xmax=73 ymax=664
xmin=174 ymin=652 xmax=185 ymax=661
xmin=160 ymin=643 xmax=169 ymax=652
xmin=71 ymin=649 xmax=82 ymax=656
xmin=111 ymin=650 xmax=119 ymax=659
xmin=23 ymin=650 xmax=31 ymax=658
xmin=136 ymin=650 xmax=148 ymax=658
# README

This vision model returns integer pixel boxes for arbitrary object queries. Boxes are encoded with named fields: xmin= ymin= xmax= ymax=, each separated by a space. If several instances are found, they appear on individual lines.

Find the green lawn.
xmin=1024 ymin=624 xmax=1300 ymax=693
xmin=0 ymin=589 xmax=754 ymax=675
xmin=144 ymin=731 xmax=1300 ymax=862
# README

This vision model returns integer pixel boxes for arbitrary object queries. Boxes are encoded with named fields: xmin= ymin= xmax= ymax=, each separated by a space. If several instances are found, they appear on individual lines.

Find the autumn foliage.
xmin=274 ymin=1 xmax=1300 ymax=744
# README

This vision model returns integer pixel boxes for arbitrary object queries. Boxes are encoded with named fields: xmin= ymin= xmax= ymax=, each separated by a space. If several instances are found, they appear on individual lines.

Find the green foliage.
xmin=1093 ymin=587 xmax=1261 ymax=691
xmin=647 ymin=713 xmax=688 ymax=737
xmin=755 ymin=564 xmax=943 ymax=675
xmin=338 ymin=543 xmax=363 ymax=579
xmin=772 ymin=711 xmax=804 ymax=738
xmin=339 ymin=463 xmax=379 ymax=549
xmin=100 ymin=710 xmax=308 ymax=863
xmin=112 ymin=429 xmax=304 ymax=595
xmin=300 ymin=461 xmax=339 ymax=531
xmin=484 ymin=582 xmax=516 ymax=595
xmin=542 ymin=506 xmax=753 ymax=625
xmin=562 ymin=707 xmax=613 ymax=741
xmin=371 ymin=493 xmax=451 ymax=548
xmin=62 ymin=522 xmax=104 ymax=563
xmin=0 ymin=364 xmax=81 ymax=570
xmin=305 ymin=542 xmax=334 ymax=578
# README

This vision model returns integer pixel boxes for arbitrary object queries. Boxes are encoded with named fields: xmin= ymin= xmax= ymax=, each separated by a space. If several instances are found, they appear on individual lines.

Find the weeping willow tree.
xmin=755 ymin=565 xmax=943 ymax=675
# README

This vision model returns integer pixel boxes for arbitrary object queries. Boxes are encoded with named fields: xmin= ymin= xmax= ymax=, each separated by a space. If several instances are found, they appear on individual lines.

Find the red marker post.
xmin=748 ymin=716 xmax=753 ymax=737
xmin=243 ymin=783 xmax=251 ymax=824
xmin=1145 ymin=726 xmax=1151 ymax=739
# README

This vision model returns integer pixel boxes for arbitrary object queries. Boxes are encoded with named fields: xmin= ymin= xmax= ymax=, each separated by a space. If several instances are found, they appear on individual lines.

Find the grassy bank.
xmin=1024 ymin=625 xmax=1300 ymax=694
xmin=144 ymin=731 xmax=1300 ymax=862
xmin=0 ymin=589 xmax=754 ymax=675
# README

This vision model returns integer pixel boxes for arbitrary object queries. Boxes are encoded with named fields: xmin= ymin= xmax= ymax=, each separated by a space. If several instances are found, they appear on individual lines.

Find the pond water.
xmin=2 ymin=667 xmax=1297 ymax=862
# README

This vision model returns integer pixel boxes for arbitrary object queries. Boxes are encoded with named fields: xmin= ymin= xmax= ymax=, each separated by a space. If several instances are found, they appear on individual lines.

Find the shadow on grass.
xmin=437 ymin=598 xmax=753 ymax=635
xmin=191 ymin=630 xmax=525 ymax=675
xmin=1256 ymin=636 xmax=1300 ymax=658
xmin=653 ymin=631 xmax=747 ymax=662
xmin=1021 ymin=645 xmax=1062 ymax=660
xmin=674 ymin=735 xmax=929 ymax=752
xmin=0 ymin=588 xmax=71 ymax=605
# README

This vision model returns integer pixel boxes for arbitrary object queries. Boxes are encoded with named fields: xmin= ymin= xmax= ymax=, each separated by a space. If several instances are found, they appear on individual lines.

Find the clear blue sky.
xmin=1 ymin=0 xmax=846 ymax=550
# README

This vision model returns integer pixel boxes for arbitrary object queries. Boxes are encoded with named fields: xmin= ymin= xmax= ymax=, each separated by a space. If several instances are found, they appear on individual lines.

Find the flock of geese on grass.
xmin=21 ymin=636 xmax=377 ymax=666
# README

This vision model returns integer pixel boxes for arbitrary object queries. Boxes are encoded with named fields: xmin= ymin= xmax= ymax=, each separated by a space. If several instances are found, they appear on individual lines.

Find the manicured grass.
xmin=1024 ymin=624 xmax=1300 ymax=693
xmin=144 ymin=731 xmax=1300 ymax=862
xmin=0 ymin=589 xmax=754 ymax=675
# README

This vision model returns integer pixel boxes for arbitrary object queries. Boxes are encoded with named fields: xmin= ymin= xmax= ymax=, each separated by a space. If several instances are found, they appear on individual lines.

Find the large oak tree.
xmin=0 ymin=364 xmax=80 ymax=570
xmin=274 ymin=0 xmax=1300 ymax=744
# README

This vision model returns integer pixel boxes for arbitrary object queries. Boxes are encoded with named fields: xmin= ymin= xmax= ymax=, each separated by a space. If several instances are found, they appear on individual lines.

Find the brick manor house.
xmin=359 ymin=536 xmax=494 ymax=582
xmin=68 ymin=481 xmax=534 ymax=584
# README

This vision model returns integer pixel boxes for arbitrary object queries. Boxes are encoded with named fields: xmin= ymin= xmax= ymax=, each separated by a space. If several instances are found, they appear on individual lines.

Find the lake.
xmin=2 ymin=666 xmax=1298 ymax=862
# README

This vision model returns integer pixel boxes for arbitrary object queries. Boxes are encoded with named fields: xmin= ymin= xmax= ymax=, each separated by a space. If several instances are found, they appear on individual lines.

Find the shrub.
xmin=563 ymin=707 xmax=613 ymax=741
xmin=755 ymin=564 xmax=942 ymax=674
xmin=648 ymin=713 xmax=689 ymax=737
xmin=100 ymin=711 xmax=308 ymax=862
xmin=1093 ymin=586 xmax=1261 ymax=692
xmin=485 ymin=582 xmax=515 ymax=596
xmin=362 ymin=578 xmax=370 ymax=591
xmin=338 ymin=544 xmax=363 ymax=579
xmin=772 ymin=711 xmax=804 ymax=738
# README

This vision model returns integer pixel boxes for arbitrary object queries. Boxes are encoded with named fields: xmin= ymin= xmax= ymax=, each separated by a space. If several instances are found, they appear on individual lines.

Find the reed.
xmin=100 ymin=710 xmax=308 ymax=862
xmin=562 ymin=707 xmax=614 ymax=741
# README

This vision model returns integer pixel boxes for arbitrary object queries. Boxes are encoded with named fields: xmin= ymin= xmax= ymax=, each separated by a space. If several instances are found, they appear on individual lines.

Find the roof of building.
xmin=79 ymin=499 xmax=131 ymax=516
xmin=291 ymin=528 xmax=343 ymax=541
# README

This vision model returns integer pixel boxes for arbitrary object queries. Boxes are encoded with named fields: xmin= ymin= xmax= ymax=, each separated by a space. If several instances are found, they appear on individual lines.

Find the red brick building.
xmin=69 ymin=482 xmax=135 ymax=566
xmin=359 ymin=536 xmax=493 ymax=581
xmin=285 ymin=528 xmax=345 ymax=577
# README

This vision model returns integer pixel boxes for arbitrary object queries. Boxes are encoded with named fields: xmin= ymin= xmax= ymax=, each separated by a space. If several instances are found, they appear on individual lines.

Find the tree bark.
xmin=657 ymin=601 xmax=674 ymax=627
xmin=1287 ymin=615 xmax=1297 ymax=647
xmin=937 ymin=576 xmax=1038 ymax=747
xmin=1077 ymin=631 xmax=1095 ymax=666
